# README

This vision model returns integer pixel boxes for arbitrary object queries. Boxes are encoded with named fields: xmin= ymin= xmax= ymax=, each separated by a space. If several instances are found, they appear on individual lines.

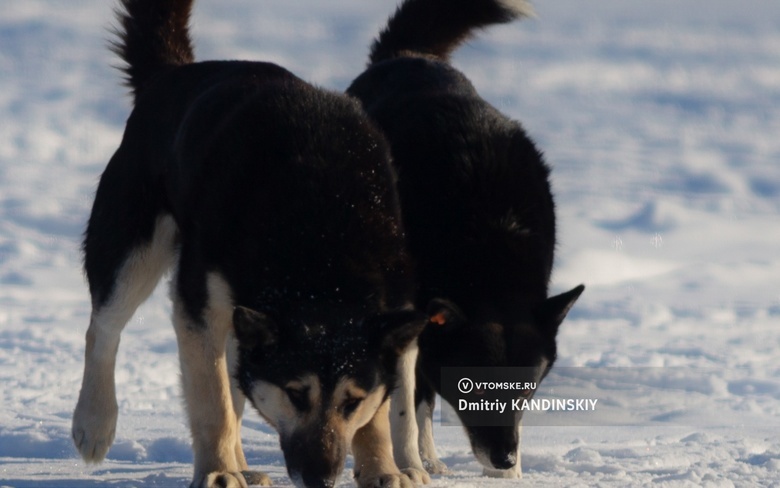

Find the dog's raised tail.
xmin=112 ymin=0 xmax=195 ymax=101
xmin=369 ymin=0 xmax=533 ymax=64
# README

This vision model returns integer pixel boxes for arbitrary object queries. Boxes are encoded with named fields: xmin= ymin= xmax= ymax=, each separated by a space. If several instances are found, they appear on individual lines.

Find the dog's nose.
xmin=300 ymin=475 xmax=336 ymax=488
xmin=490 ymin=450 xmax=517 ymax=470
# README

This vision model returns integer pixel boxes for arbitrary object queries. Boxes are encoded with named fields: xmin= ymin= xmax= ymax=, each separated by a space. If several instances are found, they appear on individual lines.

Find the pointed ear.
xmin=232 ymin=306 xmax=278 ymax=350
xmin=373 ymin=310 xmax=428 ymax=355
xmin=425 ymin=298 xmax=466 ymax=329
xmin=535 ymin=284 xmax=585 ymax=336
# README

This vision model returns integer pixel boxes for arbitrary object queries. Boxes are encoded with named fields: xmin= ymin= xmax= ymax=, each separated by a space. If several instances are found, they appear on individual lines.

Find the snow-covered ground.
xmin=2 ymin=0 xmax=779 ymax=486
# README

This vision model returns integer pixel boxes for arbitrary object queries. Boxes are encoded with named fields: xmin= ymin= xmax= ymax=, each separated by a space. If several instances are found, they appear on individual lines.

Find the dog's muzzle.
xmin=490 ymin=448 xmax=517 ymax=470
xmin=283 ymin=428 xmax=345 ymax=488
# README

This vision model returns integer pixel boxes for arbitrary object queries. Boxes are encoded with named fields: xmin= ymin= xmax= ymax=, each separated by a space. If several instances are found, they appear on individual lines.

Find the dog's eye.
xmin=341 ymin=397 xmax=363 ymax=417
xmin=285 ymin=388 xmax=309 ymax=410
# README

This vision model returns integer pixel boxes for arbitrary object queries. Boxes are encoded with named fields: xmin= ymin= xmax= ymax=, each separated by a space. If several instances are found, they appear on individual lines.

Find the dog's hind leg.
xmin=390 ymin=343 xmax=431 ymax=484
xmin=74 ymin=148 xmax=177 ymax=462
xmin=73 ymin=174 xmax=177 ymax=463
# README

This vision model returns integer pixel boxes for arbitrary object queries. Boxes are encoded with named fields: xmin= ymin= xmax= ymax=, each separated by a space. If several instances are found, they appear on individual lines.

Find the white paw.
xmin=72 ymin=398 xmax=118 ymax=462
xmin=191 ymin=471 xmax=249 ymax=488
xmin=357 ymin=473 xmax=415 ymax=488
xmin=421 ymin=457 xmax=448 ymax=475
xmin=401 ymin=466 xmax=430 ymax=484
xmin=483 ymin=466 xmax=522 ymax=479
xmin=241 ymin=470 xmax=272 ymax=486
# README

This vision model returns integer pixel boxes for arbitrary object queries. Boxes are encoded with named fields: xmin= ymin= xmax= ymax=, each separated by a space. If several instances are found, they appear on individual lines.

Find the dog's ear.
xmin=534 ymin=284 xmax=585 ymax=337
xmin=233 ymin=306 xmax=278 ymax=350
xmin=372 ymin=310 xmax=428 ymax=355
xmin=425 ymin=298 xmax=466 ymax=330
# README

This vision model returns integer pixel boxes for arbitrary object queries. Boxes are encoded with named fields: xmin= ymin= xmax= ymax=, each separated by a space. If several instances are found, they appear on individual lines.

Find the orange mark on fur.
xmin=430 ymin=313 xmax=447 ymax=326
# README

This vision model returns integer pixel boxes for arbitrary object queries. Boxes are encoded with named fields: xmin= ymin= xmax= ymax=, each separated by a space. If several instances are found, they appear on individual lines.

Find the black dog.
xmin=347 ymin=0 xmax=584 ymax=478
xmin=72 ymin=1 xmax=425 ymax=487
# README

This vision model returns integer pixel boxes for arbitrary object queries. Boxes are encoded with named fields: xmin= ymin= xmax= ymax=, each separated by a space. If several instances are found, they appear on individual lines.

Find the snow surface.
xmin=2 ymin=0 xmax=780 ymax=486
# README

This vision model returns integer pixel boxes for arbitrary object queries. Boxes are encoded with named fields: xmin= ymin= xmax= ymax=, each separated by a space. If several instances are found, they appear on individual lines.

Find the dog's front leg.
xmin=415 ymin=393 xmax=447 ymax=474
xmin=353 ymin=400 xmax=414 ymax=488
xmin=226 ymin=332 xmax=248 ymax=471
xmin=390 ymin=344 xmax=430 ymax=484
xmin=226 ymin=332 xmax=271 ymax=487
xmin=173 ymin=294 xmax=247 ymax=488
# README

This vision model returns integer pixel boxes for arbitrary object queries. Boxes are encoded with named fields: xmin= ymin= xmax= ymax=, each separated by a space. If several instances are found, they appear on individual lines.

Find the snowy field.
xmin=2 ymin=0 xmax=780 ymax=486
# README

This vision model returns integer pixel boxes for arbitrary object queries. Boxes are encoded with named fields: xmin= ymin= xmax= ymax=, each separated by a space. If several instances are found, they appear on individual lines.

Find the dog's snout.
xmin=300 ymin=473 xmax=337 ymax=488
xmin=288 ymin=455 xmax=341 ymax=488
xmin=290 ymin=465 xmax=339 ymax=488
xmin=490 ymin=449 xmax=517 ymax=470
xmin=283 ymin=424 xmax=345 ymax=488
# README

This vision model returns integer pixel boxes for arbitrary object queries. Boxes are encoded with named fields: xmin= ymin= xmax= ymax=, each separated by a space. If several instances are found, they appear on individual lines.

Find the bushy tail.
xmin=111 ymin=0 xmax=195 ymax=101
xmin=369 ymin=0 xmax=533 ymax=64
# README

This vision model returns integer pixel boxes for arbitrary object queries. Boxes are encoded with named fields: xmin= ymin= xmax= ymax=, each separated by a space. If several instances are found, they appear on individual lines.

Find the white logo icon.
xmin=458 ymin=377 xmax=474 ymax=394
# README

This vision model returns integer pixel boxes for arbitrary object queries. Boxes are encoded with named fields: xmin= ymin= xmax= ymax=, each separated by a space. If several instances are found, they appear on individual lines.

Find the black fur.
xmin=111 ymin=0 xmax=195 ymax=100
xmin=347 ymin=0 xmax=584 ymax=473
xmin=369 ymin=0 xmax=526 ymax=62
xmin=233 ymin=307 xmax=426 ymax=406
xmin=86 ymin=0 xmax=414 ymax=317
xmin=83 ymin=0 xmax=424 ymax=485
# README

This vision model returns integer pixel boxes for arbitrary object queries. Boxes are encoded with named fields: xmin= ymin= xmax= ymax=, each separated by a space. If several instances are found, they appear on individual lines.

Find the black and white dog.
xmin=347 ymin=0 xmax=584 ymax=479
xmin=72 ymin=1 xmax=426 ymax=487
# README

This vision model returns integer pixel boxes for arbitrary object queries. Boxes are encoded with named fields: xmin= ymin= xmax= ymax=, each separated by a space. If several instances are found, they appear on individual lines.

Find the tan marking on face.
xmin=332 ymin=377 xmax=387 ymax=440
xmin=284 ymin=373 xmax=321 ymax=409
xmin=249 ymin=380 xmax=296 ymax=434
xmin=250 ymin=374 xmax=327 ymax=435
xmin=248 ymin=375 xmax=387 ymax=469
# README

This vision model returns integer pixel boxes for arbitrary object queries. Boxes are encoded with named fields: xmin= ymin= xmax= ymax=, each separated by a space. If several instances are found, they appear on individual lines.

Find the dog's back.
xmin=87 ymin=0 xmax=411 ymax=313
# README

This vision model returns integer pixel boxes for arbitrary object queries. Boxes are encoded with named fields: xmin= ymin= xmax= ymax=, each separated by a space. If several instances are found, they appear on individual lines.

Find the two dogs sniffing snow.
xmin=73 ymin=0 xmax=582 ymax=486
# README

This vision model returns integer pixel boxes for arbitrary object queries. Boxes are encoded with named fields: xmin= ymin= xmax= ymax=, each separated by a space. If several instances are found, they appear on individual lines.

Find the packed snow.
xmin=1 ymin=0 xmax=779 ymax=486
